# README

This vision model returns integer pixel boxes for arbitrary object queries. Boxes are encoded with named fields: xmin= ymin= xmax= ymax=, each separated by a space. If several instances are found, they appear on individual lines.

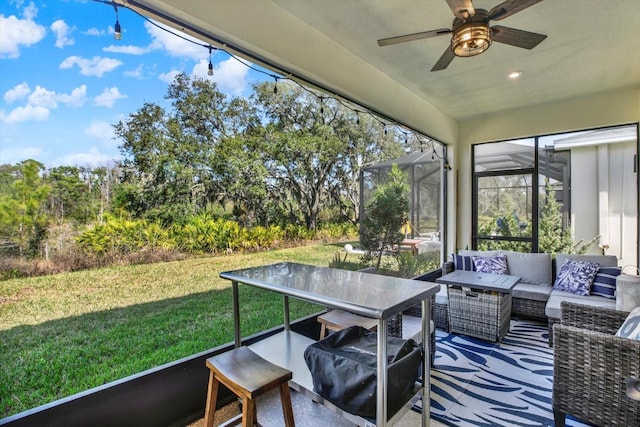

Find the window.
xmin=472 ymin=124 xmax=638 ymax=265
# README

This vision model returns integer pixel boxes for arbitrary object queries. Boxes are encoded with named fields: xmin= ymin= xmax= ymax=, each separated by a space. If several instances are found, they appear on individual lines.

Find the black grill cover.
xmin=303 ymin=325 xmax=422 ymax=418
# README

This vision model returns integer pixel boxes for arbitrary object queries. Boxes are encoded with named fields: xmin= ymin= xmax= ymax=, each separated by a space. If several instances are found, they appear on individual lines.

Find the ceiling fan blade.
xmin=445 ymin=0 xmax=476 ymax=19
xmin=431 ymin=47 xmax=455 ymax=72
xmin=377 ymin=29 xmax=451 ymax=47
xmin=489 ymin=0 xmax=543 ymax=21
xmin=491 ymin=25 xmax=547 ymax=49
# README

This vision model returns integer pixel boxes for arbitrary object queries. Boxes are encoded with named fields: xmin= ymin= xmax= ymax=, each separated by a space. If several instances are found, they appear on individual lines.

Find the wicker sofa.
xmin=444 ymin=251 xmax=620 ymax=345
xmin=553 ymin=301 xmax=639 ymax=426
xmin=445 ymin=249 xmax=554 ymax=319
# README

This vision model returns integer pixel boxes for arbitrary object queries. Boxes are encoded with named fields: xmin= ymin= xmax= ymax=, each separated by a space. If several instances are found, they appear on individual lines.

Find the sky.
xmin=0 ymin=0 xmax=271 ymax=169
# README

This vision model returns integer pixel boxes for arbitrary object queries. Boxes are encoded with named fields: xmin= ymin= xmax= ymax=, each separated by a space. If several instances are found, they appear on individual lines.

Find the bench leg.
xmin=204 ymin=371 xmax=219 ymax=427
xmin=241 ymin=397 xmax=256 ymax=427
xmin=279 ymin=383 xmax=295 ymax=427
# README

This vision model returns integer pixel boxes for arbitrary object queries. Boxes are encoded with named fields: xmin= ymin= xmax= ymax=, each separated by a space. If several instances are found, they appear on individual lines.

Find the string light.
xmin=113 ymin=3 xmax=122 ymax=40
xmin=207 ymin=46 xmax=214 ymax=76
xmin=91 ymin=0 xmax=446 ymax=160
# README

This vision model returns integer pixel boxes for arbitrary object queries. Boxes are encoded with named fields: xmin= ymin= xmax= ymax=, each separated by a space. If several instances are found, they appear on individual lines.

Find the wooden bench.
xmin=317 ymin=309 xmax=378 ymax=338
xmin=204 ymin=346 xmax=295 ymax=427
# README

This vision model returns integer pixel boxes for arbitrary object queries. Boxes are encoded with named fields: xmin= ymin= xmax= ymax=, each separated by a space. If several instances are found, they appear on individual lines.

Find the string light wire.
xmin=91 ymin=0 xmax=448 ymax=162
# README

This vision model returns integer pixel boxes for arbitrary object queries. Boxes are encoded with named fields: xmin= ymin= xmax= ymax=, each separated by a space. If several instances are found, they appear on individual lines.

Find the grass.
xmin=0 ymin=242 xmax=360 ymax=418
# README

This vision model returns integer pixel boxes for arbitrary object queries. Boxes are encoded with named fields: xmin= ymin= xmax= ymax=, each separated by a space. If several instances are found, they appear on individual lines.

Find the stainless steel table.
xmin=220 ymin=262 xmax=440 ymax=426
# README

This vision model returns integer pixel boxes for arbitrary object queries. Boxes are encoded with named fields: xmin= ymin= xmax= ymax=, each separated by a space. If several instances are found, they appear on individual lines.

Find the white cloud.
xmin=0 ymin=5 xmax=47 ymax=58
xmin=2 ymin=104 xmax=50 ymax=123
xmin=103 ymin=44 xmax=150 ymax=55
xmin=84 ymin=28 xmax=105 ymax=36
xmin=59 ymin=55 xmax=122 ymax=77
xmin=4 ymin=82 xmax=31 ymax=104
xmin=22 ymin=2 xmax=38 ymax=21
xmin=50 ymin=19 xmax=74 ymax=48
xmin=146 ymin=21 xmax=205 ymax=60
xmin=159 ymin=69 xmax=181 ymax=84
xmin=1 ymin=84 xmax=87 ymax=123
xmin=28 ymin=85 xmax=57 ymax=108
xmin=55 ymin=146 xmax=119 ymax=168
xmin=94 ymin=87 xmax=127 ymax=108
xmin=57 ymin=85 xmax=87 ymax=107
xmin=0 ymin=145 xmax=43 ymax=165
xmin=84 ymin=120 xmax=114 ymax=142
xmin=124 ymin=64 xmax=144 ymax=78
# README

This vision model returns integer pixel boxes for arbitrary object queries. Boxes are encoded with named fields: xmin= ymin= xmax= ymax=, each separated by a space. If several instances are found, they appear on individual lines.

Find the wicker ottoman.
xmin=448 ymin=287 xmax=512 ymax=343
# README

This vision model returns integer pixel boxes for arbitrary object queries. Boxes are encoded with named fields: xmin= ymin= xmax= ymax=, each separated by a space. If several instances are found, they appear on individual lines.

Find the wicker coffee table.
xmin=437 ymin=270 xmax=520 ymax=343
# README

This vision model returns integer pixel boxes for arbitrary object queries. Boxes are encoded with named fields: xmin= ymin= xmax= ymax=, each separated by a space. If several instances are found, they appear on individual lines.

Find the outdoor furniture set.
xmin=440 ymin=250 xmax=625 ymax=345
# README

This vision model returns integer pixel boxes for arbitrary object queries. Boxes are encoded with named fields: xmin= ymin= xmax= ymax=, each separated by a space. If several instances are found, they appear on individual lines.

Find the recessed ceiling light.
xmin=509 ymin=71 xmax=522 ymax=79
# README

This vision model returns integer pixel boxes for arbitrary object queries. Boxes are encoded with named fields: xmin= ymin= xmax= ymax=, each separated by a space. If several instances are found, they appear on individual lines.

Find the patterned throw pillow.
xmin=452 ymin=254 xmax=475 ymax=271
xmin=553 ymin=258 xmax=599 ymax=296
xmin=472 ymin=255 xmax=508 ymax=275
xmin=615 ymin=306 xmax=640 ymax=340
xmin=590 ymin=267 xmax=622 ymax=299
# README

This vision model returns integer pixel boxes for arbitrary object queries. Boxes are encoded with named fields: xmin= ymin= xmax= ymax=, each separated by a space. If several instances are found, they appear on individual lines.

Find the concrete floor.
xmin=189 ymin=386 xmax=447 ymax=427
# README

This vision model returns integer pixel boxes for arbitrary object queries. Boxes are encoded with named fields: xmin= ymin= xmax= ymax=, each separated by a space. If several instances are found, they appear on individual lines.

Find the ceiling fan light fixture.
xmin=452 ymin=22 xmax=491 ymax=57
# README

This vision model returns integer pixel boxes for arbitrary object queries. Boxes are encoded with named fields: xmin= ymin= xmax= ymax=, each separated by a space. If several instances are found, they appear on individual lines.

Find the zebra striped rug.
xmin=415 ymin=320 xmax=593 ymax=427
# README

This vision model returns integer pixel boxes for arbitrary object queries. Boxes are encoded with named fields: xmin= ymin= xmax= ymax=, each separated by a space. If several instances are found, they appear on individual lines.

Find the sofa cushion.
xmin=501 ymin=250 xmax=552 ymax=286
xmin=554 ymin=254 xmax=618 ymax=279
xmin=545 ymin=289 xmax=616 ymax=319
xmin=459 ymin=250 xmax=501 ymax=258
xmin=590 ymin=267 xmax=622 ymax=299
xmin=615 ymin=306 xmax=640 ymax=340
xmin=452 ymin=253 xmax=475 ymax=271
xmin=472 ymin=255 xmax=508 ymax=274
xmin=512 ymin=282 xmax=553 ymax=301
xmin=553 ymin=258 xmax=599 ymax=296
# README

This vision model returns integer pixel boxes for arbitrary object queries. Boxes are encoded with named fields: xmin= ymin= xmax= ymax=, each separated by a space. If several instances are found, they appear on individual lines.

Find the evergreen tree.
xmin=360 ymin=164 xmax=409 ymax=270
xmin=538 ymin=179 xmax=574 ymax=255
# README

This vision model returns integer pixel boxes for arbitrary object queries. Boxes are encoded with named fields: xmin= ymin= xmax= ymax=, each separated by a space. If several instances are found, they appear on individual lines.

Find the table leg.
xmin=232 ymin=281 xmax=241 ymax=348
xmin=283 ymin=295 xmax=290 ymax=331
xmin=422 ymin=298 xmax=431 ymax=427
xmin=376 ymin=317 xmax=388 ymax=426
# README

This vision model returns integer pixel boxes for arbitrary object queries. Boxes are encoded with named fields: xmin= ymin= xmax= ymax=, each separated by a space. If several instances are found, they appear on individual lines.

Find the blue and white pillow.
xmin=590 ymin=267 xmax=622 ymax=299
xmin=553 ymin=258 xmax=599 ymax=296
xmin=472 ymin=255 xmax=508 ymax=275
xmin=452 ymin=253 xmax=475 ymax=271
xmin=616 ymin=306 xmax=640 ymax=340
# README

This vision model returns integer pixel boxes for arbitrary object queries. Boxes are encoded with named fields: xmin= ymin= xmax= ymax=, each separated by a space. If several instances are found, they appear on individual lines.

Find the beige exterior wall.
xmin=446 ymin=87 xmax=640 ymax=259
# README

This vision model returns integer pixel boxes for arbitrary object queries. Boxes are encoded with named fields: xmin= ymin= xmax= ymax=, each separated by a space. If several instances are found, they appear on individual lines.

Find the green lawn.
xmin=0 ymin=242 xmax=359 ymax=418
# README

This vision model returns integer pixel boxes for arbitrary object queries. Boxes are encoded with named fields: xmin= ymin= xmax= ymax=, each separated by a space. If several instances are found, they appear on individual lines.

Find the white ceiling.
xmin=128 ymin=0 xmax=640 ymax=142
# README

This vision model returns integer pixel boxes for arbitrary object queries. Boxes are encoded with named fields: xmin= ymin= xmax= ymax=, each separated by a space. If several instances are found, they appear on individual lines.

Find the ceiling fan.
xmin=377 ymin=0 xmax=547 ymax=71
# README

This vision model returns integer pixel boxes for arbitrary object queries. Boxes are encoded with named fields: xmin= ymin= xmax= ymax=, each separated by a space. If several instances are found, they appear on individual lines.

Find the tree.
xmin=251 ymin=81 xmax=404 ymax=229
xmin=538 ymin=179 xmax=596 ymax=255
xmin=360 ymin=164 xmax=409 ymax=270
xmin=114 ymin=73 xmax=255 ymax=224
xmin=0 ymin=160 xmax=50 ymax=256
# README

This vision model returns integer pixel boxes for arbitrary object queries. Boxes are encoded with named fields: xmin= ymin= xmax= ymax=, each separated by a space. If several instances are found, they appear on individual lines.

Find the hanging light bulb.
xmin=355 ymin=111 xmax=360 ymax=125
xmin=113 ymin=5 xmax=122 ymax=40
xmin=273 ymin=77 xmax=278 ymax=94
xmin=207 ymin=47 xmax=214 ymax=76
